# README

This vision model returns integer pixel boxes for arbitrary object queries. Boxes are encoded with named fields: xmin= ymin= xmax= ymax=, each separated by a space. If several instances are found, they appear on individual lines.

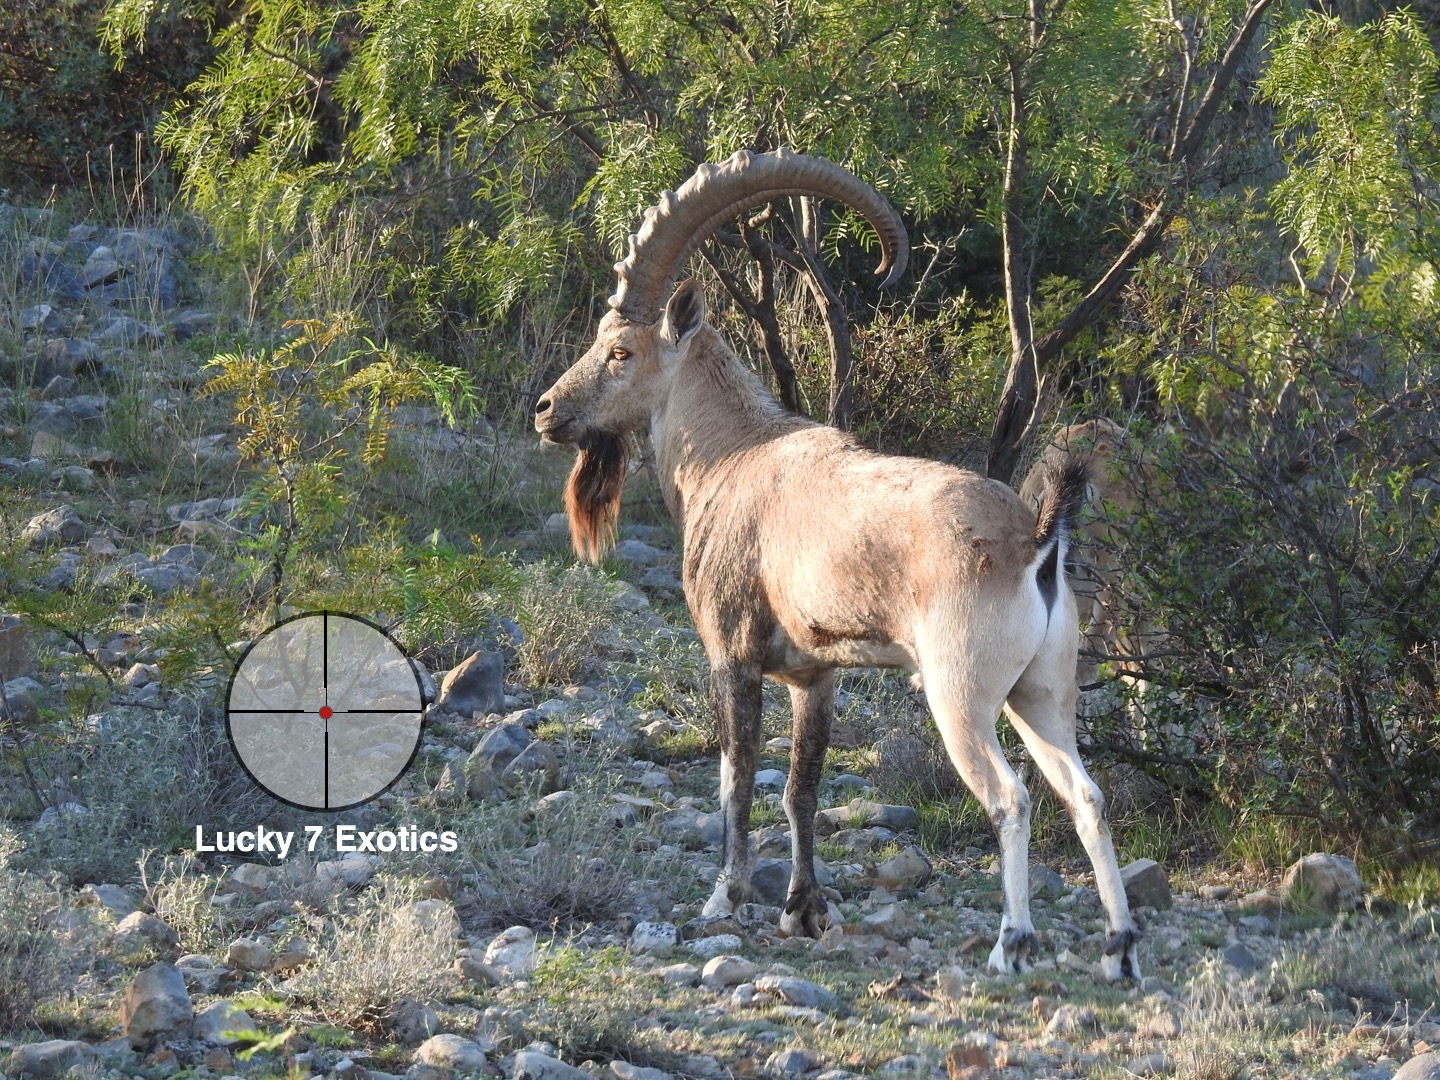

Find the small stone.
xmin=22 ymin=504 xmax=88 ymax=548
xmin=815 ymin=799 xmax=920 ymax=834
xmin=79 ymin=883 xmax=138 ymax=917
xmin=1120 ymin=858 xmax=1172 ymax=910
xmin=610 ymin=539 xmax=661 ymax=565
xmin=191 ymin=1000 xmax=259 ymax=1044
xmin=437 ymin=650 xmax=506 ymax=717
xmin=700 ymin=955 xmax=756 ymax=989
xmin=457 ymin=956 xmax=502 ymax=986
xmin=417 ymin=1035 xmax=488 ymax=1072
xmin=269 ymin=939 xmax=311 ymax=972
xmin=316 ymin=852 xmax=378 ymax=889
xmin=630 ymin=921 xmax=679 ymax=953
xmin=483 ymin=926 xmax=537 ymax=979
xmin=873 ymin=845 xmax=932 ymax=889
xmin=653 ymin=962 xmax=700 ymax=986
xmin=226 ymin=937 xmax=273 ymax=972
xmin=0 ymin=614 xmax=37 ymax=680
xmin=384 ymin=999 xmax=439 ymax=1043
xmin=7 ymin=1040 xmax=98 ymax=1078
xmin=1125 ymin=1053 xmax=1173 ymax=1077
xmin=1031 ymin=863 xmax=1065 ymax=899
xmin=609 ymin=1063 xmax=673 ymax=1080
xmin=753 ymin=975 xmax=841 ymax=1012
xmin=1281 ymin=853 xmax=1365 ymax=914
xmin=119 ymin=961 xmax=193 ymax=1049
xmin=112 ymin=911 xmax=180 ymax=957
xmin=754 ymin=768 xmax=788 ymax=790
xmin=766 ymin=1049 xmax=818 ymax=1076
xmin=513 ymin=1051 xmax=591 ymax=1080
xmin=1198 ymin=884 xmax=1233 ymax=901
xmin=502 ymin=739 xmax=562 ymax=795
xmin=1395 ymin=1052 xmax=1440 ymax=1080
xmin=470 ymin=723 xmax=533 ymax=772
xmin=861 ymin=903 xmax=919 ymax=940
xmin=21 ymin=303 xmax=62 ymax=334
xmin=1139 ymin=1011 xmax=1183 ymax=1039
xmin=687 ymin=934 xmax=744 ymax=959
xmin=1221 ymin=941 xmax=1259 ymax=974
xmin=1046 ymin=1003 xmax=1098 ymax=1035
xmin=750 ymin=858 xmax=794 ymax=905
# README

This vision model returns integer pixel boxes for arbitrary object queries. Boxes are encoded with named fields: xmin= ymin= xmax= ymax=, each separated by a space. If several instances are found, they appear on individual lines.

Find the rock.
xmin=457 ymin=956 xmax=502 ymax=986
xmin=653 ymin=962 xmax=700 ymax=986
xmin=754 ymin=768 xmax=788 ymax=790
xmin=0 ymin=614 xmax=36 ymax=680
xmin=610 ymin=1063 xmax=673 ymax=1080
xmin=1046 ymin=1003 xmax=1098 ymax=1035
xmin=501 ymin=739 xmax=562 ymax=795
xmin=437 ymin=651 xmax=506 ymax=717
xmin=1281 ymin=853 xmax=1365 ymax=914
xmin=483 ymin=926 xmax=537 ymax=979
xmin=1125 ymin=1053 xmax=1173 ymax=1077
xmin=610 ymin=539 xmax=661 ymax=565
xmin=470 ymin=723 xmax=533 ymax=772
xmin=384 ymin=999 xmax=439 ymax=1043
xmin=417 ymin=1035 xmax=488 ymax=1072
xmin=226 ymin=937 xmax=273 ymax=972
xmin=1395 ymin=1052 xmax=1440 ymax=1080
xmin=687 ymin=934 xmax=744 ymax=959
xmin=630 ymin=921 xmax=679 ymax=953
xmin=750 ymin=858 xmax=793 ymax=905
xmin=270 ymin=939 xmax=311 ymax=972
xmin=543 ymin=512 xmax=570 ymax=538
xmin=112 ymin=911 xmax=180 ymax=957
xmin=1221 ymin=941 xmax=1258 ymax=974
xmin=613 ymin=581 xmax=650 ymax=612
xmin=860 ymin=902 xmax=919 ymax=940
xmin=700 ymin=955 xmax=756 ymax=990
xmin=95 ymin=316 xmax=163 ymax=346
xmin=191 ymin=1000 xmax=259 ymax=1044
xmin=0 ymin=683 xmax=38 ymax=723
xmin=1198 ymin=884 xmax=1234 ymax=901
xmin=82 ymin=246 xmax=123 ymax=288
xmin=753 ymin=975 xmax=841 ymax=1012
xmin=766 ymin=1049 xmax=818 ymax=1076
xmin=168 ymin=311 xmax=215 ymax=340
xmin=31 ymin=431 xmax=81 ymax=460
xmin=513 ymin=1051 xmax=591 ymax=1080
xmin=1031 ymin=863 xmax=1065 ymax=899
xmin=1139 ymin=1011 xmax=1183 ymax=1039
xmin=79 ymin=883 xmax=138 ymax=917
xmin=119 ymin=961 xmax=193 ymax=1049
xmin=316 ymin=852 xmax=378 ymax=889
xmin=7 ymin=1040 xmax=98 ymax=1077
xmin=38 ymin=338 xmax=101 ymax=379
xmin=1120 ymin=858 xmax=1172 ymax=910
xmin=399 ymin=899 xmax=461 ymax=939
xmin=873 ymin=846 xmax=932 ymax=889
xmin=21 ymin=303 xmax=62 ymax=335
xmin=22 ymin=505 xmax=88 ymax=548
xmin=815 ymin=799 xmax=920 ymax=834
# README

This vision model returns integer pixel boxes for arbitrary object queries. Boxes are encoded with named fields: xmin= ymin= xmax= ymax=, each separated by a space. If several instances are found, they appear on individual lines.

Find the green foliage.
xmin=200 ymin=317 xmax=475 ymax=609
xmin=1262 ymin=10 xmax=1440 ymax=290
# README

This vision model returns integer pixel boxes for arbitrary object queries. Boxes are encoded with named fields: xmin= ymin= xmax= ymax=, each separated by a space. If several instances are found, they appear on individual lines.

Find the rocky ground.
xmin=3 ymin=203 xmax=1440 ymax=1080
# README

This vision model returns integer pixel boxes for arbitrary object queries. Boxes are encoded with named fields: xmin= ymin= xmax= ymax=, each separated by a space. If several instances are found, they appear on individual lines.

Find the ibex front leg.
xmin=702 ymin=657 xmax=764 ymax=918
xmin=780 ymin=671 xmax=834 ymax=937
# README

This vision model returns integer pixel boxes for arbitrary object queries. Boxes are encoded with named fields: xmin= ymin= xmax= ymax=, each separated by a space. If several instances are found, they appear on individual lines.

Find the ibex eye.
xmin=611 ymin=348 xmax=629 ymax=361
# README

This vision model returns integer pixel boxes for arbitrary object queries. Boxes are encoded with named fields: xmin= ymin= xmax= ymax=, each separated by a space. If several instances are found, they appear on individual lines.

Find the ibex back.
xmin=534 ymin=149 xmax=1141 ymax=978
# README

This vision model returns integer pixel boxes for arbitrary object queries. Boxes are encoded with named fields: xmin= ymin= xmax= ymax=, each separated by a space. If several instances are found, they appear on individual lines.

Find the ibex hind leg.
xmin=1005 ymin=656 xmax=1142 ymax=982
xmin=921 ymin=665 xmax=1037 ymax=974
xmin=779 ymin=673 xmax=834 ymax=938
xmin=702 ymin=658 xmax=764 ymax=918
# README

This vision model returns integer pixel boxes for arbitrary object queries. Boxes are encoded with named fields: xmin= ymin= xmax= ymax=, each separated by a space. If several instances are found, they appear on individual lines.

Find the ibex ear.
xmin=659 ymin=279 xmax=705 ymax=352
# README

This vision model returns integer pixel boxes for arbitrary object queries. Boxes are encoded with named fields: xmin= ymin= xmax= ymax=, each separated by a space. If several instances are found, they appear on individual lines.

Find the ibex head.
xmin=534 ymin=147 xmax=908 ymax=560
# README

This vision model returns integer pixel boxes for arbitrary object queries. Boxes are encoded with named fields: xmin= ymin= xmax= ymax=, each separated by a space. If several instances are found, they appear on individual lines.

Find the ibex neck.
xmin=650 ymin=328 xmax=808 ymax=531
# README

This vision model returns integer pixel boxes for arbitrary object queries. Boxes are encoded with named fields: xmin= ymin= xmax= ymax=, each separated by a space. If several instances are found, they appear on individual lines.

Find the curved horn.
xmin=609 ymin=147 xmax=909 ymax=321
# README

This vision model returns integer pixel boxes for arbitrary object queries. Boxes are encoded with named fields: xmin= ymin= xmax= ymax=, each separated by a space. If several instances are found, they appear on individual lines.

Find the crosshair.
xmin=225 ymin=611 xmax=425 ymax=810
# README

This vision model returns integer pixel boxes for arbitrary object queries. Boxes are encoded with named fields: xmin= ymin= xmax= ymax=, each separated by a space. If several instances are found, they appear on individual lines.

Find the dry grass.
xmin=0 ymin=827 xmax=70 ymax=1032
xmin=515 ymin=562 xmax=620 ymax=687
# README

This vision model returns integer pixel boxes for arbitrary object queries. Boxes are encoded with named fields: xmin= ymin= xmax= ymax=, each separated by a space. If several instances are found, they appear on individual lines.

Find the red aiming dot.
xmin=319 ymin=706 xmax=333 ymax=719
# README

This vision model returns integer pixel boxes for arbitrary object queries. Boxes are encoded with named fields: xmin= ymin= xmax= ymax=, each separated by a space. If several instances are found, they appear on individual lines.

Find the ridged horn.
xmin=608 ymin=147 xmax=909 ymax=321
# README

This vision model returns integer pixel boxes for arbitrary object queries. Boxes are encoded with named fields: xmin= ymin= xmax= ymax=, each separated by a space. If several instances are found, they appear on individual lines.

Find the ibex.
xmin=534 ymin=149 xmax=1141 ymax=978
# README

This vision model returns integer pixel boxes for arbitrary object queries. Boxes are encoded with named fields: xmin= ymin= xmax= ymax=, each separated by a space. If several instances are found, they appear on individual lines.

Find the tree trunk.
xmin=794 ymin=197 xmax=855 ymax=430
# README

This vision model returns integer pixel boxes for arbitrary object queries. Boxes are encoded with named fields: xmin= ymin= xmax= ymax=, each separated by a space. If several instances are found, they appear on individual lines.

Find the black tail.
xmin=1032 ymin=458 xmax=1090 ymax=611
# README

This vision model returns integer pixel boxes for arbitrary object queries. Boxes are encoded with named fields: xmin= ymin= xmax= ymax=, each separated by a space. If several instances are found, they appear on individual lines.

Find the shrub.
xmin=0 ymin=827 xmax=67 ymax=1032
